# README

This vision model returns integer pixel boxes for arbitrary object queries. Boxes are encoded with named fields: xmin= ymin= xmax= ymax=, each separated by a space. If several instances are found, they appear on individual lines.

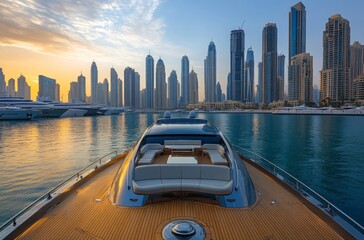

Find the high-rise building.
xmin=77 ymin=74 xmax=86 ymax=103
xmin=289 ymin=53 xmax=313 ymax=103
xmin=181 ymin=55 xmax=190 ymax=106
xmin=289 ymin=2 xmax=307 ymax=101
xmin=230 ymin=30 xmax=245 ymax=101
xmin=97 ymin=83 xmax=103 ymax=104
xmin=226 ymin=73 xmax=232 ymax=100
xmin=262 ymin=23 xmax=278 ymax=105
xmin=110 ymin=67 xmax=118 ymax=107
xmin=0 ymin=68 xmax=6 ymax=97
xmin=68 ymin=82 xmax=79 ymax=103
xmin=145 ymin=55 xmax=154 ymax=109
xmin=245 ymin=47 xmax=254 ymax=102
xmin=7 ymin=78 xmax=15 ymax=97
xmin=102 ymin=78 xmax=109 ymax=105
xmin=155 ymin=58 xmax=167 ymax=109
xmin=124 ymin=67 xmax=134 ymax=108
xmin=38 ymin=75 xmax=55 ymax=101
xmin=140 ymin=89 xmax=146 ymax=109
xmin=91 ymin=61 xmax=98 ymax=104
xmin=135 ymin=73 xmax=140 ymax=109
xmin=351 ymin=41 xmax=364 ymax=100
xmin=313 ymin=84 xmax=320 ymax=104
xmin=168 ymin=70 xmax=178 ymax=109
xmin=189 ymin=70 xmax=198 ymax=104
xmin=216 ymin=82 xmax=222 ymax=102
xmin=354 ymin=75 xmax=364 ymax=101
xmin=277 ymin=54 xmax=285 ymax=100
xmin=56 ymin=83 xmax=60 ymax=101
xmin=320 ymin=14 xmax=351 ymax=103
xmin=289 ymin=2 xmax=306 ymax=61
xmin=118 ymin=78 xmax=123 ymax=107
xmin=204 ymin=41 xmax=216 ymax=102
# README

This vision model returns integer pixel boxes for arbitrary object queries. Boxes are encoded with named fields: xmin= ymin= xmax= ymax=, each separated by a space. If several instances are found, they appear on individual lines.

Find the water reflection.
xmin=0 ymin=113 xmax=363 ymax=227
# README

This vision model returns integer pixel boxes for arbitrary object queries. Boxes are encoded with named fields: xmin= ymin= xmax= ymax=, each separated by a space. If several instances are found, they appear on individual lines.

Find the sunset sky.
xmin=0 ymin=0 xmax=363 ymax=101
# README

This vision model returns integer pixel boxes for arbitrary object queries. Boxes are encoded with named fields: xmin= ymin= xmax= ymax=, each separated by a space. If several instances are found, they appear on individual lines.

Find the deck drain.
xmin=162 ymin=220 xmax=205 ymax=240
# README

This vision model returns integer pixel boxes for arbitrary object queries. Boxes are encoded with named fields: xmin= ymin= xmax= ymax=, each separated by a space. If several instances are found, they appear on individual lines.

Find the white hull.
xmin=60 ymin=109 xmax=88 ymax=118
xmin=0 ymin=108 xmax=41 ymax=120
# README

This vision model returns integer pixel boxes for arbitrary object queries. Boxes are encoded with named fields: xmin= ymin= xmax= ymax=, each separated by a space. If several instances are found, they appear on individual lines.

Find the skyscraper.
xmin=289 ymin=2 xmax=306 ymax=61
xmin=290 ymin=53 xmax=313 ymax=103
xmin=91 ymin=61 xmax=98 ymax=104
xmin=204 ymin=41 xmax=216 ymax=102
xmin=216 ymin=82 xmax=222 ymax=102
xmin=68 ymin=82 xmax=78 ymax=103
xmin=320 ymin=14 xmax=350 ymax=103
xmin=277 ymin=54 xmax=285 ymax=100
xmin=145 ymin=55 xmax=154 ymax=109
xmin=262 ymin=23 xmax=278 ymax=105
xmin=7 ymin=78 xmax=15 ymax=97
xmin=118 ymin=78 xmax=123 ymax=107
xmin=77 ymin=74 xmax=86 ymax=102
xmin=256 ymin=62 xmax=263 ymax=103
xmin=110 ymin=67 xmax=118 ymax=107
xmin=56 ymin=83 xmax=60 ymax=101
xmin=38 ymin=75 xmax=55 ymax=101
xmin=0 ymin=68 xmax=5 ymax=97
xmin=351 ymin=41 xmax=364 ymax=100
xmin=103 ymin=78 xmax=109 ymax=105
xmin=226 ymin=73 xmax=231 ymax=100
xmin=189 ymin=70 xmax=198 ymax=104
xmin=230 ymin=30 xmax=245 ymax=101
xmin=289 ymin=2 xmax=307 ymax=101
xmin=245 ymin=47 xmax=254 ymax=102
xmin=155 ymin=58 xmax=167 ymax=109
xmin=168 ymin=70 xmax=178 ymax=109
xmin=134 ymin=73 xmax=140 ymax=109
xmin=181 ymin=55 xmax=190 ymax=106
xmin=124 ymin=67 xmax=134 ymax=108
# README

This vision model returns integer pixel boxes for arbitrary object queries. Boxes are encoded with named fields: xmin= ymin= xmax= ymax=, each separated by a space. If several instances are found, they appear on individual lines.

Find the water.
xmin=0 ymin=113 xmax=363 ymax=227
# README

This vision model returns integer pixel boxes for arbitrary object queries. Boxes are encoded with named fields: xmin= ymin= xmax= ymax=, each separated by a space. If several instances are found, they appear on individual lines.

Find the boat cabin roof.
xmin=144 ymin=118 xmax=219 ymax=136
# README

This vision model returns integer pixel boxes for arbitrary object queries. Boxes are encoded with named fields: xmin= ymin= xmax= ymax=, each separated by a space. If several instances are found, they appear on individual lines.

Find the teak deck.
xmin=13 ymin=156 xmax=350 ymax=240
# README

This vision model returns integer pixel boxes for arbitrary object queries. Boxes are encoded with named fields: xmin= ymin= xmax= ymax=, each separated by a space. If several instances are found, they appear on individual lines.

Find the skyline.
xmin=1 ymin=0 xmax=364 ymax=101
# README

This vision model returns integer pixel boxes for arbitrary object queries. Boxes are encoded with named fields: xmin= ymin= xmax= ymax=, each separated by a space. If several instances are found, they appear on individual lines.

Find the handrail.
xmin=0 ymin=147 xmax=128 ymax=233
xmin=233 ymin=145 xmax=364 ymax=235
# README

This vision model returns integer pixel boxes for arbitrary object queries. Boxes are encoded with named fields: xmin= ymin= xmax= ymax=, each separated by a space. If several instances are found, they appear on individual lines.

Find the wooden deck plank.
xmin=14 ymin=157 xmax=347 ymax=240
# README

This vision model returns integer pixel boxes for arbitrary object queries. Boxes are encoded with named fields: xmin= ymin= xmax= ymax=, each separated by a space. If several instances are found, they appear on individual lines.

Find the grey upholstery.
xmin=202 ymin=144 xmax=227 ymax=165
xmin=138 ymin=144 xmax=163 ymax=165
xmin=132 ymin=164 xmax=232 ymax=195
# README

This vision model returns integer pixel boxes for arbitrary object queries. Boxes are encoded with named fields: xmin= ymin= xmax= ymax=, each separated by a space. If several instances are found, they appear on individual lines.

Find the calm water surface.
xmin=0 ymin=113 xmax=363 ymax=226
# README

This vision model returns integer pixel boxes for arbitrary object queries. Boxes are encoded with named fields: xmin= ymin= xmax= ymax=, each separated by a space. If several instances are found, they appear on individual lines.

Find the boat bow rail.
xmin=0 ymin=147 xmax=128 ymax=237
xmin=233 ymin=145 xmax=364 ymax=239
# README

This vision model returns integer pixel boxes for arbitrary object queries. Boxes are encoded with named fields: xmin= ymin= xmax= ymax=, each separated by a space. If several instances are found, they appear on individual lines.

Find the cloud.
xmin=0 ymin=0 xmax=174 ymax=63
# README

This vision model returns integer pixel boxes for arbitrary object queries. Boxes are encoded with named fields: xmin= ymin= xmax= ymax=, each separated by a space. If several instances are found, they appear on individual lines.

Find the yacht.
xmin=0 ymin=97 xmax=67 ymax=118
xmin=0 ymin=112 xmax=363 ymax=239
xmin=0 ymin=106 xmax=41 ymax=120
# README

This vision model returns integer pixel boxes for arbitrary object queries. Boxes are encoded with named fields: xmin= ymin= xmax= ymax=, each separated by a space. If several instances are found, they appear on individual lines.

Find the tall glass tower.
xmin=145 ymin=55 xmax=154 ymax=109
xmin=289 ymin=2 xmax=306 ymax=101
xmin=155 ymin=58 xmax=167 ymax=109
xmin=181 ymin=56 xmax=189 ymax=106
xmin=230 ymin=29 xmax=245 ymax=101
xmin=245 ymin=47 xmax=254 ymax=102
xmin=110 ymin=67 xmax=118 ymax=107
xmin=262 ymin=23 xmax=278 ymax=105
xmin=204 ymin=41 xmax=216 ymax=102
xmin=168 ymin=70 xmax=178 ymax=109
xmin=91 ymin=61 xmax=98 ymax=104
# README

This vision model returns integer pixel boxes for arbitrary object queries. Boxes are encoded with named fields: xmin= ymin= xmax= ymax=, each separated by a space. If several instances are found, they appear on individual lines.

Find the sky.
xmin=0 ymin=0 xmax=364 ymax=101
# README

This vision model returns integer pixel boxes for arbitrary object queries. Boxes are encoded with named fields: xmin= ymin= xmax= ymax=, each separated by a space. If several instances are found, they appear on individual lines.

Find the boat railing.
xmin=0 ymin=147 xmax=128 ymax=234
xmin=233 ymin=145 xmax=364 ymax=236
